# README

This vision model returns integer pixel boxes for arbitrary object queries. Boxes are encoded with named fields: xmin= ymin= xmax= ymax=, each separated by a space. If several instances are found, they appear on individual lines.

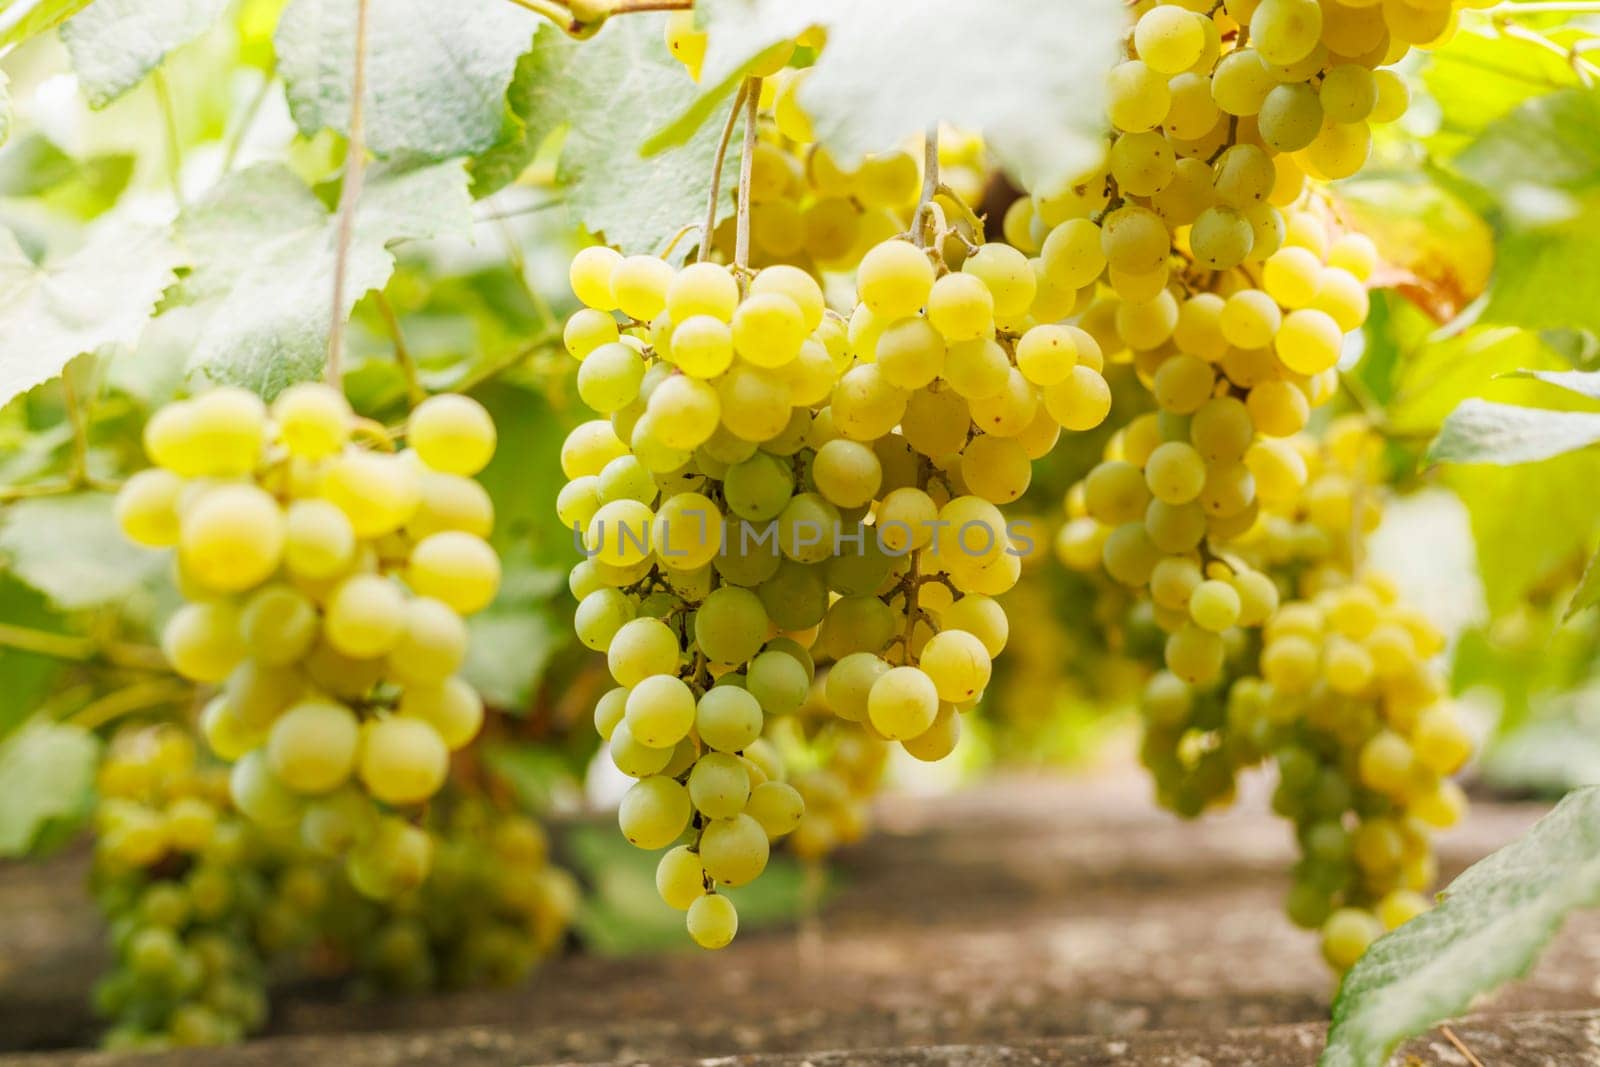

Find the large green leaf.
xmin=650 ymin=0 xmax=1124 ymax=197
xmin=1322 ymin=787 xmax=1600 ymax=1067
xmin=275 ymin=0 xmax=538 ymax=162
xmin=0 ymin=222 xmax=178 ymax=407
xmin=0 ymin=720 xmax=99 ymax=857
xmin=1428 ymin=399 xmax=1600 ymax=465
xmin=1423 ymin=26 xmax=1582 ymax=158
xmin=0 ymin=0 xmax=93 ymax=52
xmin=496 ymin=19 xmax=734 ymax=254
xmin=0 ymin=492 xmax=166 ymax=611
xmin=61 ymin=0 xmax=230 ymax=108
xmin=1451 ymin=89 xmax=1600 ymax=335
xmin=175 ymin=160 xmax=473 ymax=397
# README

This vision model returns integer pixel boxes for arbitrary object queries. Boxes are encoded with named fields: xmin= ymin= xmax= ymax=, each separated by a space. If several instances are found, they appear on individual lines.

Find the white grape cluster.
xmin=559 ymin=229 xmax=1113 ymax=946
xmin=116 ymin=384 xmax=502 ymax=898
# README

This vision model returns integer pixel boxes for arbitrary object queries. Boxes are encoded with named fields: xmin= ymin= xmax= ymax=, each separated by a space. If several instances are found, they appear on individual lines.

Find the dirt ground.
xmin=2 ymin=770 xmax=1597 ymax=1065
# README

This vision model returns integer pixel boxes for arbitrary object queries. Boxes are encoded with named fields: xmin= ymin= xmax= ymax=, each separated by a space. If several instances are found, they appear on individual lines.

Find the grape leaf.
xmin=1428 ymin=399 xmax=1600 ymax=465
xmin=0 ymin=720 xmax=99 ymax=858
xmin=502 ymin=19 xmax=734 ymax=254
xmin=61 ymin=0 xmax=230 ymax=108
xmin=0 ymin=493 xmax=167 ymax=611
xmin=650 ymin=0 xmax=1124 ymax=197
xmin=1509 ymin=367 xmax=1600 ymax=401
xmin=0 ymin=0 xmax=93 ymax=51
xmin=1321 ymin=787 xmax=1600 ymax=1067
xmin=275 ymin=0 xmax=538 ymax=162
xmin=175 ymin=159 xmax=473 ymax=398
xmin=0 ymin=222 xmax=179 ymax=407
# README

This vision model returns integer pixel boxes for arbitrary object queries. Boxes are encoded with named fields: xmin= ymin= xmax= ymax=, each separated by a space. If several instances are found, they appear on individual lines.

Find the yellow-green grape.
xmin=201 ymin=700 xmax=261 ymax=762
xmin=320 ymin=451 xmax=421 ymax=538
xmin=812 ymin=438 xmax=883 ymax=509
xmin=1302 ymin=120 xmax=1371 ymax=180
xmin=1377 ymin=889 xmax=1429 ymax=931
xmin=358 ymin=716 xmax=449 ymax=805
xmin=962 ymin=243 xmax=1035 ymax=319
xmin=1151 ymin=352 xmax=1213 ymax=414
xmin=875 ymin=317 xmax=947 ymax=390
xmin=699 ymin=812 xmax=770 ymax=886
xmin=1015 ymin=324 xmax=1077 ymax=387
xmin=272 ymin=382 xmax=352 ymax=459
xmin=832 ymin=364 xmax=907 ymax=441
xmin=1275 ymin=309 xmax=1344 ymax=375
xmin=918 ymin=629 xmax=992 ymax=703
xmin=686 ymin=892 xmax=738 ymax=949
xmin=1210 ymin=48 xmax=1274 ymax=117
xmin=747 ymin=648 xmax=811 ymax=714
xmin=570 ymin=245 xmax=623 ymax=310
xmin=1370 ymin=69 xmax=1410 ymax=124
xmin=1188 ymin=579 xmax=1242 ymax=632
xmin=970 ymin=368 xmax=1040 ymax=437
xmin=670 ymin=315 xmax=735 ymax=378
xmin=1191 ymin=206 xmax=1254 ymax=270
xmin=1145 ymin=441 xmax=1206 ymax=505
xmin=1151 ymin=556 xmax=1202 ymax=611
xmin=732 ymin=293 xmax=807 ymax=369
xmin=1321 ymin=907 xmax=1382 ymax=970
xmin=398 ymin=677 xmax=484 ymax=749
xmin=1413 ymin=705 xmax=1473 ymax=775
xmin=1191 ymin=397 xmax=1253 ymax=463
xmin=284 ymin=498 xmax=357 ymax=581
xmin=687 ymin=753 xmax=752 ymax=820
xmin=611 ymin=254 xmax=674 ymax=321
xmin=927 ymin=272 xmax=996 ymax=343
xmin=1110 ymin=131 xmax=1177 ymax=198
xmin=717 ymin=364 xmax=794 ymax=442
xmin=186 ymin=387 xmax=268 ymax=477
xmin=1085 ymin=460 xmax=1151 ymax=524
xmin=1263 ymin=246 xmax=1322 ymax=308
xmin=345 ymin=816 xmax=433 ymax=898
xmin=867 ymin=665 xmax=939 ymax=740
xmin=1258 ymin=82 xmax=1323 ymax=153
xmin=696 ymin=685 xmax=765 ymax=754
xmin=179 ymin=484 xmax=285 ymax=593
xmin=747 ymin=780 xmax=804 ymax=838
xmin=750 ymin=265 xmax=826 ymax=331
xmin=1134 ymin=5 xmax=1205 ymax=73
xmin=666 ymin=261 xmax=739 ymax=323
xmin=412 ymin=470 xmax=493 ymax=538
xmin=1358 ymin=729 xmax=1414 ymax=796
xmin=1165 ymin=623 xmax=1225 ymax=684
xmin=408 ymin=394 xmax=496 ymax=476
xmin=943 ymin=337 xmax=1011 ymax=400
xmin=577 ymin=343 xmax=647 ymax=414
xmin=1311 ymin=267 xmax=1369 ymax=332
xmin=239 ymin=584 xmax=318 ymax=665
xmin=1320 ymin=64 xmax=1377 ymax=124
xmin=1106 ymin=59 xmax=1170 ymax=132
xmin=1042 ymin=366 xmax=1112 ymax=430
xmin=607 ymin=617 xmax=681 ymax=686
xmin=647 ymin=374 xmax=720 ymax=451
xmin=162 ymin=602 xmax=245 ymax=683
xmin=656 ymin=846 xmax=706 ymax=910
xmin=1246 ymin=380 xmax=1310 ymax=437
xmin=1232 ymin=569 xmax=1280 ymax=626
xmin=624 ymin=674 xmax=697 ymax=748
xmin=267 ymin=700 xmax=360 ymax=793
xmin=1041 ymin=218 xmax=1108 ymax=290
xmin=1142 ymin=671 xmax=1192 ymax=727
xmin=387 ymin=597 xmax=468 ymax=686
xmin=618 ymin=775 xmax=691 ymax=849
xmin=609 ymin=722 xmax=673 ymax=778
xmin=1100 ymin=205 xmax=1168 ymax=274
xmin=115 ymin=468 xmax=184 ymax=547
xmin=324 ymin=574 xmax=407 ymax=657
xmin=408 ymin=531 xmax=501 ymax=614
xmin=229 ymin=749 xmax=303 ymax=829
xmin=856 ymin=239 xmax=934 ymax=319
xmin=1250 ymin=0 xmax=1322 ymax=65
xmin=960 ymin=435 xmax=1032 ymax=504
xmin=564 ymin=307 xmax=621 ymax=360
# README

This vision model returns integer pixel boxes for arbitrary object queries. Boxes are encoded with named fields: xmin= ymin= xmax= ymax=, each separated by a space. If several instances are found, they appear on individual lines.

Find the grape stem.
xmin=699 ymin=80 xmax=750 ymax=264
xmin=910 ymin=124 xmax=940 ymax=250
xmin=1438 ymin=1026 xmax=1488 ymax=1067
xmin=325 ymin=0 xmax=374 ymax=390
xmin=0 ymin=622 xmax=169 ymax=673
xmin=152 ymin=69 xmax=185 ymax=209
xmin=66 ymin=679 xmax=194 ymax=731
xmin=733 ymin=77 xmax=762 ymax=282
xmin=372 ymin=292 xmax=425 ymax=406
xmin=0 ymin=360 xmax=120 ymax=501
xmin=1489 ymin=18 xmax=1600 ymax=85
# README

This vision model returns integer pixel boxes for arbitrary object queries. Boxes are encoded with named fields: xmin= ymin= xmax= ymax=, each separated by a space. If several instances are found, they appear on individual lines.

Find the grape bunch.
xmin=115 ymin=384 xmax=502 ymax=896
xmin=559 ymin=224 xmax=1113 ymax=945
xmin=92 ymin=725 xmax=284 ymax=1049
xmin=90 ymin=724 xmax=575 ymax=1047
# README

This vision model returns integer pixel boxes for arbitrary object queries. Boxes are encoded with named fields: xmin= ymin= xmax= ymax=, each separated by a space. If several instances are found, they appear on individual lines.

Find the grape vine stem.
xmin=152 ymin=69 xmax=185 ymax=209
xmin=733 ymin=77 xmax=761 ymax=282
xmin=326 ymin=0 xmax=373 ymax=390
xmin=0 ymin=622 xmax=169 ymax=673
xmin=910 ymin=124 xmax=939 ymax=250
xmin=699 ymin=80 xmax=749 ymax=264
xmin=67 ymin=679 xmax=194 ymax=731
xmin=373 ymin=291 xmax=425 ymax=405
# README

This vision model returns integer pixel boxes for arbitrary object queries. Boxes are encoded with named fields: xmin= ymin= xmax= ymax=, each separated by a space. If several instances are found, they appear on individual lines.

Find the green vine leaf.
xmin=0 ymin=721 xmax=99 ymax=857
xmin=648 ymin=0 xmax=1125 ymax=197
xmin=0 ymin=0 xmax=94 ymax=51
xmin=498 ymin=18 xmax=734 ymax=255
xmin=275 ymin=0 xmax=539 ymax=163
xmin=61 ymin=0 xmax=230 ymax=108
xmin=1428 ymin=398 xmax=1600 ymax=465
xmin=174 ymin=160 xmax=472 ymax=398
xmin=0 ymin=494 xmax=166 ymax=611
xmin=1321 ymin=787 xmax=1600 ymax=1067
xmin=0 ymin=222 xmax=179 ymax=407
